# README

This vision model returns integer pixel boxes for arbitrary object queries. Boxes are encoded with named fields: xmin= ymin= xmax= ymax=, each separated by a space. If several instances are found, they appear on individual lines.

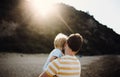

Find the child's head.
xmin=54 ymin=33 xmax=68 ymax=51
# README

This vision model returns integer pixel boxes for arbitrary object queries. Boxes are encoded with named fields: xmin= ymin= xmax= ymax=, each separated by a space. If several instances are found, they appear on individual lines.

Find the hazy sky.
xmin=54 ymin=0 xmax=120 ymax=34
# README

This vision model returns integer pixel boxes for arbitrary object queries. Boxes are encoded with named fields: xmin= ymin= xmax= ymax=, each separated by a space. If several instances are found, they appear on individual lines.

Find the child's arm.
xmin=49 ymin=56 xmax=58 ymax=62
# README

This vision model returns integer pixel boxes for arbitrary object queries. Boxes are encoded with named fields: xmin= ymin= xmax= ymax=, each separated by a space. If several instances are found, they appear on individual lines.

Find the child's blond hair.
xmin=54 ymin=33 xmax=68 ymax=50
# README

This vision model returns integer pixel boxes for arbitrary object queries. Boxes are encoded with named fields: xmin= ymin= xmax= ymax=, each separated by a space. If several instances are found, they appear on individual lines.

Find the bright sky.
xmin=54 ymin=0 xmax=120 ymax=34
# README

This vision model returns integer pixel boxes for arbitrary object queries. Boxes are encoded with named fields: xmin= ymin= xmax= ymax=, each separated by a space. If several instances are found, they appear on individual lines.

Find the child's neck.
xmin=56 ymin=47 xmax=62 ymax=51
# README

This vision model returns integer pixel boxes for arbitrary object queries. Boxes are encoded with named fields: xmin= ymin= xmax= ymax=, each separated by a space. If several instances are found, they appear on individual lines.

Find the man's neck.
xmin=65 ymin=50 xmax=75 ymax=56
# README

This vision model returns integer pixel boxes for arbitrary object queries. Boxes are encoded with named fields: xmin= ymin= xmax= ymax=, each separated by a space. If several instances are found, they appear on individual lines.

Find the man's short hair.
xmin=54 ymin=33 xmax=68 ymax=49
xmin=67 ymin=33 xmax=83 ymax=52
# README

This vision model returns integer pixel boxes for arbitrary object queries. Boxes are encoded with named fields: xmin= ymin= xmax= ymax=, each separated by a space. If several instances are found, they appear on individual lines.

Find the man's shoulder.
xmin=61 ymin=55 xmax=78 ymax=60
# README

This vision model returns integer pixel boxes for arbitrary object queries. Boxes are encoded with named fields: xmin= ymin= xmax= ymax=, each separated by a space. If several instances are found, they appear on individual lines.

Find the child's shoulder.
xmin=52 ymin=48 xmax=61 ymax=53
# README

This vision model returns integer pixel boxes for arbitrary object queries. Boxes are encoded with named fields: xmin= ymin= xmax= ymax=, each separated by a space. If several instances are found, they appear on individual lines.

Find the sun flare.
xmin=27 ymin=0 xmax=56 ymax=17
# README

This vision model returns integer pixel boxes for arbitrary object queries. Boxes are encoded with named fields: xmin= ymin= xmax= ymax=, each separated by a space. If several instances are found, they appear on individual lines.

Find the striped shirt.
xmin=46 ymin=55 xmax=81 ymax=77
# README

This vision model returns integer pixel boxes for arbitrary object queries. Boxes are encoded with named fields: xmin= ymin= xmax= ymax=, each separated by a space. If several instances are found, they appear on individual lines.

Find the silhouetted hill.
xmin=0 ymin=2 xmax=120 ymax=55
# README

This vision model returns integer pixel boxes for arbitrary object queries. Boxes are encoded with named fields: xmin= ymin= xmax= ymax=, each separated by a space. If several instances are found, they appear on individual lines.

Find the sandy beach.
xmin=0 ymin=52 xmax=107 ymax=77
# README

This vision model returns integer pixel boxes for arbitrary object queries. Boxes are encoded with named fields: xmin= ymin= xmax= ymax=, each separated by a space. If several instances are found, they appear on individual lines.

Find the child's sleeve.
xmin=52 ymin=49 xmax=62 ymax=58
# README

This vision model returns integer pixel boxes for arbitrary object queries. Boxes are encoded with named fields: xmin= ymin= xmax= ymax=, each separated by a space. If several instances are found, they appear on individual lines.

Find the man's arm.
xmin=39 ymin=58 xmax=59 ymax=77
xmin=39 ymin=72 xmax=49 ymax=77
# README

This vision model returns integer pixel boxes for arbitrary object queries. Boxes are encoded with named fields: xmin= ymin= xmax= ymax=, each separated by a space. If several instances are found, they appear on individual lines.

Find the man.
xmin=39 ymin=33 xmax=83 ymax=77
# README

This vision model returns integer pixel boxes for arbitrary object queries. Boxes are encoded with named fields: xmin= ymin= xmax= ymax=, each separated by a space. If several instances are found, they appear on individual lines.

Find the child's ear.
xmin=64 ymin=42 xmax=68 ymax=50
xmin=64 ymin=42 xmax=67 ymax=47
xmin=64 ymin=42 xmax=67 ymax=48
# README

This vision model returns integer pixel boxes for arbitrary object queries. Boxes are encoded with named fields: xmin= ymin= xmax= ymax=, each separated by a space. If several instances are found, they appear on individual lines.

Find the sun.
xmin=26 ymin=0 xmax=56 ymax=17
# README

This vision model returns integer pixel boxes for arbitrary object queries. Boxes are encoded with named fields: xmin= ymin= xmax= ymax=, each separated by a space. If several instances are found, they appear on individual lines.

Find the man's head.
xmin=65 ymin=33 xmax=83 ymax=54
